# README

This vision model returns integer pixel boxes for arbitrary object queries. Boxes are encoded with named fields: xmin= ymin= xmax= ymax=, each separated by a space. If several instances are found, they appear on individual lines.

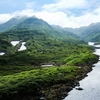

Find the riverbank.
xmin=36 ymin=54 xmax=99 ymax=100
xmin=15 ymin=65 xmax=98 ymax=100
xmin=0 ymin=57 xmax=98 ymax=100
xmin=64 ymin=48 xmax=100 ymax=100
xmin=39 ymin=64 xmax=99 ymax=100
xmin=0 ymin=46 xmax=99 ymax=100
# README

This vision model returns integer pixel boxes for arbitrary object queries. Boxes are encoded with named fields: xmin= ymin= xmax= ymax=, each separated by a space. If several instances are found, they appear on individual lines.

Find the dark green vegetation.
xmin=0 ymin=16 xmax=99 ymax=99
xmin=0 ymin=38 xmax=12 ymax=52
xmin=0 ymin=44 xmax=97 ymax=76
xmin=0 ymin=66 xmax=95 ymax=100
xmin=64 ymin=22 xmax=100 ymax=42
xmin=0 ymin=17 xmax=86 ymax=66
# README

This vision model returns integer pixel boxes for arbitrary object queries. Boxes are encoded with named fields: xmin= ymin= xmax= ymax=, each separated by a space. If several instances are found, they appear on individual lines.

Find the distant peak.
xmin=13 ymin=15 xmax=28 ymax=19
xmin=30 ymin=15 xmax=37 ymax=18
xmin=13 ymin=15 xmax=37 ymax=20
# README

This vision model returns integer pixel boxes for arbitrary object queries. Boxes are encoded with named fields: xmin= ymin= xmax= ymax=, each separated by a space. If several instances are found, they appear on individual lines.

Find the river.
xmin=64 ymin=43 xmax=100 ymax=100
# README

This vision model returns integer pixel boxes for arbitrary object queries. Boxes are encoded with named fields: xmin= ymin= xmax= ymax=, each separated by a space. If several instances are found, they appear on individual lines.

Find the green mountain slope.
xmin=0 ymin=17 xmax=98 ymax=100
xmin=0 ymin=17 xmax=85 ymax=51
xmin=0 ymin=16 xmax=28 ymax=32
xmin=64 ymin=22 xmax=100 ymax=42
xmin=1 ymin=17 xmax=84 ymax=43
xmin=0 ymin=17 xmax=86 ymax=66
xmin=0 ymin=38 xmax=12 ymax=52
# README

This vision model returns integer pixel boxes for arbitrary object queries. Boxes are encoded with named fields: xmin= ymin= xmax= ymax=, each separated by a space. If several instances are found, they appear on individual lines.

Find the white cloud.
xmin=43 ymin=0 xmax=88 ymax=12
xmin=69 ymin=7 xmax=100 ymax=28
xmin=0 ymin=0 xmax=100 ymax=28
xmin=25 ymin=2 xmax=35 ymax=9
xmin=35 ymin=6 xmax=100 ymax=28
xmin=0 ymin=9 xmax=35 ymax=24
xmin=35 ymin=10 xmax=69 ymax=26
xmin=0 ymin=14 xmax=12 ymax=24
xmin=12 ymin=9 xmax=34 ymax=17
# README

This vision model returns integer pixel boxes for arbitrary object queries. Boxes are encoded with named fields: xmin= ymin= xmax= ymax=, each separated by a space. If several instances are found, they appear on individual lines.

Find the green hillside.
xmin=0 ymin=16 xmax=28 ymax=32
xmin=0 ymin=17 xmax=87 ymax=66
xmin=0 ymin=38 xmax=12 ymax=52
xmin=64 ymin=22 xmax=100 ymax=42
xmin=3 ymin=17 xmax=84 ymax=43
xmin=0 ymin=17 xmax=98 ymax=100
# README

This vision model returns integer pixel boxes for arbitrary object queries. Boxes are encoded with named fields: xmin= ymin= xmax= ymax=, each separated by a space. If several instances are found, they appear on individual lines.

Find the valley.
xmin=0 ymin=16 xmax=99 ymax=100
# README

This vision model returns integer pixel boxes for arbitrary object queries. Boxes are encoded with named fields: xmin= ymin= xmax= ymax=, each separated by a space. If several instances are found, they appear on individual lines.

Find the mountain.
xmin=0 ymin=16 xmax=86 ymax=66
xmin=0 ymin=17 xmax=98 ymax=100
xmin=0 ymin=16 xmax=28 ymax=32
xmin=64 ymin=22 xmax=100 ymax=42
xmin=1 ymin=16 xmax=85 ymax=44
xmin=0 ymin=38 xmax=12 ymax=52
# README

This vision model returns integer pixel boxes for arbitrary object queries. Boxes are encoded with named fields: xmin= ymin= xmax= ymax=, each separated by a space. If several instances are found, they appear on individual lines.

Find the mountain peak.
xmin=13 ymin=15 xmax=37 ymax=20
xmin=13 ymin=15 xmax=28 ymax=19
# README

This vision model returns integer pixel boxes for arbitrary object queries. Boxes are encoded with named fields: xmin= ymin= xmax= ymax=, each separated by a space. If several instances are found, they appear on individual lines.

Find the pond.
xmin=11 ymin=41 xmax=27 ymax=51
xmin=11 ymin=41 xmax=20 ymax=46
xmin=0 ymin=52 xmax=5 ymax=55
xmin=18 ymin=42 xmax=27 ymax=51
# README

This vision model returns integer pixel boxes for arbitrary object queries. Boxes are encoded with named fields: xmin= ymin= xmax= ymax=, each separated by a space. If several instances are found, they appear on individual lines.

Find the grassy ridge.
xmin=0 ymin=45 xmax=98 ymax=99
xmin=0 ymin=44 xmax=98 ymax=76
xmin=0 ymin=46 xmax=98 ymax=99
xmin=0 ymin=17 xmax=99 ymax=99
xmin=0 ymin=66 xmax=80 ymax=100
xmin=0 ymin=44 xmax=95 ymax=66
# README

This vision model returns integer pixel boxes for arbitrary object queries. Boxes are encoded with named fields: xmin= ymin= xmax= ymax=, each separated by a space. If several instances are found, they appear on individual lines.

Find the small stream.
xmin=64 ymin=43 xmax=100 ymax=100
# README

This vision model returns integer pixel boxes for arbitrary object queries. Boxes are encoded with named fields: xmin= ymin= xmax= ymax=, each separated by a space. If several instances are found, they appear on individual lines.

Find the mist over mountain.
xmin=0 ymin=16 xmax=86 ymax=65
xmin=0 ymin=16 xmax=84 ymax=44
xmin=0 ymin=16 xmax=28 ymax=32
xmin=1 ymin=15 xmax=100 ymax=43
xmin=1 ymin=15 xmax=100 ymax=46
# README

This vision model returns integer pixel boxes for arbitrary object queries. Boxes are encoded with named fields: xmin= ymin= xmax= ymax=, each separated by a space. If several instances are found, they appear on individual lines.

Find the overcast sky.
xmin=0 ymin=0 xmax=100 ymax=28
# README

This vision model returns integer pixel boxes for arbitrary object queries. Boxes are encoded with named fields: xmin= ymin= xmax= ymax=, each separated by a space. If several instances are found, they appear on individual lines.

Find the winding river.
xmin=64 ymin=43 xmax=100 ymax=100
